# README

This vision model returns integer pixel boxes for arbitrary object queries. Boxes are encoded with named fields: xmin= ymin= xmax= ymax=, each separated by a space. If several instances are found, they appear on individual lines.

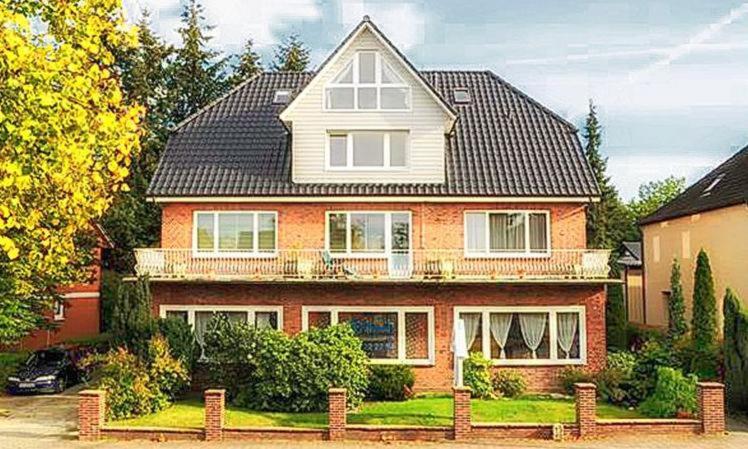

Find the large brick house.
xmin=137 ymin=17 xmax=610 ymax=391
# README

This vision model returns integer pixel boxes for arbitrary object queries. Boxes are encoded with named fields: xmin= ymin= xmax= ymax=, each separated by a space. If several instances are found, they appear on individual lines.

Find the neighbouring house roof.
xmin=148 ymin=70 xmax=599 ymax=198
xmin=640 ymin=145 xmax=748 ymax=225
xmin=617 ymin=241 xmax=642 ymax=267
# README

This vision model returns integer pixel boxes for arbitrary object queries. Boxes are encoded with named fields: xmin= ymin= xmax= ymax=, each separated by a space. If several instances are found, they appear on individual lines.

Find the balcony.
xmin=133 ymin=248 xmax=611 ymax=283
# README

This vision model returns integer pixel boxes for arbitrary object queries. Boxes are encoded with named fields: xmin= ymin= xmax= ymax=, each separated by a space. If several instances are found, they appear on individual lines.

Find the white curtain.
xmin=489 ymin=314 xmax=513 ymax=359
xmin=557 ymin=313 xmax=579 ymax=359
xmin=519 ymin=313 xmax=547 ymax=358
xmin=465 ymin=213 xmax=486 ymax=252
xmin=461 ymin=314 xmax=481 ymax=351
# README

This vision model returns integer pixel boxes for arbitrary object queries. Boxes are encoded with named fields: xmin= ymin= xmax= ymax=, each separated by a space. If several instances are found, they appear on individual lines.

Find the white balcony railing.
xmin=134 ymin=248 xmax=611 ymax=282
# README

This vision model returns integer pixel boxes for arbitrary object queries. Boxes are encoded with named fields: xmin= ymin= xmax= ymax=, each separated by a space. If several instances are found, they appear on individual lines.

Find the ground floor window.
xmin=302 ymin=306 xmax=434 ymax=365
xmin=159 ymin=305 xmax=283 ymax=348
xmin=454 ymin=306 xmax=586 ymax=365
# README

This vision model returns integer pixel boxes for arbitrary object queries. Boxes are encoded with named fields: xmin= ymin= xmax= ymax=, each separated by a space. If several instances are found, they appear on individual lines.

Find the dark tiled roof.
xmin=640 ymin=145 xmax=748 ymax=225
xmin=148 ymin=71 xmax=600 ymax=198
xmin=617 ymin=241 xmax=642 ymax=267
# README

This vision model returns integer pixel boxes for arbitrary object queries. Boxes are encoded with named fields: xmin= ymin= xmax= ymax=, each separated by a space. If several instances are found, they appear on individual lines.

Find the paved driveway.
xmin=1 ymin=390 xmax=748 ymax=449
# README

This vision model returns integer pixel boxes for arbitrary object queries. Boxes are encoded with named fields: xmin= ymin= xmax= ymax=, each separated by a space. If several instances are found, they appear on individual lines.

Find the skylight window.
xmin=273 ymin=89 xmax=292 ymax=104
xmin=701 ymin=173 xmax=725 ymax=196
xmin=453 ymin=88 xmax=470 ymax=103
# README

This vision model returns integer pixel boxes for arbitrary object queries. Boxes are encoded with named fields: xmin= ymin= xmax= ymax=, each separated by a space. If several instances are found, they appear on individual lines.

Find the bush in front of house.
xmin=606 ymin=283 xmax=628 ymax=351
xmin=491 ymin=370 xmax=526 ymax=398
xmin=366 ymin=365 xmax=415 ymax=401
xmin=87 ymin=336 xmax=189 ymax=420
xmin=158 ymin=317 xmax=199 ymax=369
xmin=724 ymin=288 xmax=748 ymax=412
xmin=203 ymin=316 xmax=369 ymax=412
xmin=559 ymin=366 xmax=594 ymax=396
xmin=463 ymin=351 xmax=494 ymax=399
xmin=629 ymin=339 xmax=675 ymax=404
xmin=639 ymin=367 xmax=697 ymax=418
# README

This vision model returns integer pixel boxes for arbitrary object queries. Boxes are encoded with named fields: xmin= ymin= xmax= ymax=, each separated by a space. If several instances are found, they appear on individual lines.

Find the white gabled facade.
xmin=280 ymin=22 xmax=455 ymax=185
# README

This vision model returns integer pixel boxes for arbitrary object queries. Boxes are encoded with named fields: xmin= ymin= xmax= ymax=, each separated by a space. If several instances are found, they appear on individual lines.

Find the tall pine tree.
xmin=171 ymin=0 xmax=229 ymax=122
xmin=691 ymin=249 xmax=719 ymax=378
xmin=105 ymin=9 xmax=174 ymax=271
xmin=230 ymin=38 xmax=263 ymax=85
xmin=271 ymin=34 xmax=310 ymax=72
xmin=583 ymin=100 xmax=629 ymax=250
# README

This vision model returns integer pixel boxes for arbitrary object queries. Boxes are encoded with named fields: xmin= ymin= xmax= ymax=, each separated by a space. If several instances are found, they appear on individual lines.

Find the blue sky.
xmin=123 ymin=0 xmax=748 ymax=199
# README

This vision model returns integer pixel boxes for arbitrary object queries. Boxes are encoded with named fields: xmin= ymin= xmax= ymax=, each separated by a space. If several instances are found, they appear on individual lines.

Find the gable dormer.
xmin=280 ymin=18 xmax=456 ymax=184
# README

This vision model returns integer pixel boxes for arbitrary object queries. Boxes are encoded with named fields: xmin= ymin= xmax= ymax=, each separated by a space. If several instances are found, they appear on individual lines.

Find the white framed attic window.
xmin=324 ymin=51 xmax=411 ymax=111
xmin=454 ymin=306 xmax=586 ymax=366
xmin=193 ymin=211 xmax=277 ymax=257
xmin=453 ymin=88 xmax=470 ymax=103
xmin=327 ymin=130 xmax=409 ymax=169
xmin=464 ymin=210 xmax=551 ymax=258
xmin=273 ymin=89 xmax=292 ymax=104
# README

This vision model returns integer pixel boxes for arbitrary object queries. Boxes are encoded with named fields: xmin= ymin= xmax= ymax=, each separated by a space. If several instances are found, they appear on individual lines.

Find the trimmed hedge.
xmin=366 ymin=365 xmax=415 ymax=401
xmin=724 ymin=288 xmax=748 ymax=411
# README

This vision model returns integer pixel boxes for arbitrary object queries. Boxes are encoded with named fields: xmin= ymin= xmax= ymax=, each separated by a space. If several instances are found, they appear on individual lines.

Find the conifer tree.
xmin=583 ymin=100 xmax=629 ymax=250
xmin=105 ymin=10 xmax=174 ymax=271
xmin=667 ymin=258 xmax=688 ymax=341
xmin=171 ymin=0 xmax=229 ymax=122
xmin=271 ymin=34 xmax=310 ymax=72
xmin=691 ymin=249 xmax=718 ymax=378
xmin=230 ymin=38 xmax=263 ymax=85
xmin=723 ymin=288 xmax=748 ymax=411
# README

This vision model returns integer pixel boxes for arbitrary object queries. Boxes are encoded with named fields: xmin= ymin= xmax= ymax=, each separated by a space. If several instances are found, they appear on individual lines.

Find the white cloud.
xmin=608 ymin=154 xmax=718 ymax=200
xmin=337 ymin=0 xmax=426 ymax=51
xmin=123 ymin=0 xmax=322 ymax=51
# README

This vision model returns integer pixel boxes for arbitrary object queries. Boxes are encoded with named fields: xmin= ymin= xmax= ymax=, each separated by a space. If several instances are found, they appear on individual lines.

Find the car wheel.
xmin=55 ymin=377 xmax=65 ymax=393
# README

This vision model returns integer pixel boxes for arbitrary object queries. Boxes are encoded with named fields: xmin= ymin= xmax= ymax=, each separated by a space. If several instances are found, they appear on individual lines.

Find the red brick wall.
xmin=151 ymin=282 xmax=606 ymax=391
xmin=159 ymin=201 xmax=588 ymax=250
xmin=19 ymin=246 xmax=102 ymax=351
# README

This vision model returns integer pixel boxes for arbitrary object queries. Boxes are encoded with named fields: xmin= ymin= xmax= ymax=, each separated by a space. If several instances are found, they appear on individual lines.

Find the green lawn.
xmin=111 ymin=394 xmax=642 ymax=429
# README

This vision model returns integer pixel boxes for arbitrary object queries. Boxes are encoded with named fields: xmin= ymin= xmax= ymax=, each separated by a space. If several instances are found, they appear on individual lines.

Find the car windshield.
xmin=26 ymin=350 xmax=65 ymax=365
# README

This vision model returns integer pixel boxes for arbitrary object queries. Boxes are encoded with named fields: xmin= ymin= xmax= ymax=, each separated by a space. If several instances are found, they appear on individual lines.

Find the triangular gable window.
xmin=325 ymin=51 xmax=411 ymax=111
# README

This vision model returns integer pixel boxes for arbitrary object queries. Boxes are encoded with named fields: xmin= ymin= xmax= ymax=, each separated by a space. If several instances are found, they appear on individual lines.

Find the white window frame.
xmin=454 ymin=306 xmax=586 ymax=366
xmin=463 ymin=210 xmax=551 ymax=258
xmin=323 ymin=50 xmax=412 ymax=112
xmin=159 ymin=305 xmax=284 ymax=331
xmin=192 ymin=211 xmax=278 ymax=258
xmin=53 ymin=300 xmax=64 ymax=321
xmin=324 ymin=211 xmax=412 ymax=258
xmin=301 ymin=306 xmax=435 ymax=365
xmin=325 ymin=130 xmax=410 ymax=170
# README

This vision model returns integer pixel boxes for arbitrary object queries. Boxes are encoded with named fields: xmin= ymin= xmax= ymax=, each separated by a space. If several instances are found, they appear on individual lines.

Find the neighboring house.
xmin=136 ymin=17 xmax=611 ymax=391
xmin=617 ymin=241 xmax=644 ymax=324
xmin=19 ymin=225 xmax=111 ymax=351
xmin=639 ymin=145 xmax=748 ymax=328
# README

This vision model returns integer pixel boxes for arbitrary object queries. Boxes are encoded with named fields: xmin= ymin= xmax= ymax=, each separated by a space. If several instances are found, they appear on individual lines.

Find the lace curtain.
xmin=489 ymin=313 xmax=513 ymax=359
xmin=519 ymin=313 xmax=547 ymax=358
xmin=557 ymin=313 xmax=579 ymax=358
xmin=461 ymin=313 xmax=481 ymax=351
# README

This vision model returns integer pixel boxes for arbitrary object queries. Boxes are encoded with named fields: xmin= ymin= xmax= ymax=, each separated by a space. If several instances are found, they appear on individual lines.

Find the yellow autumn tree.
xmin=0 ymin=0 xmax=142 ymax=343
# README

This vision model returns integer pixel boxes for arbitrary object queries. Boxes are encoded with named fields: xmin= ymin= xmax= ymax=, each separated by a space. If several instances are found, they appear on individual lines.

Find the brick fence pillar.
xmin=575 ymin=383 xmax=597 ymax=438
xmin=78 ymin=390 xmax=105 ymax=441
xmin=328 ymin=388 xmax=347 ymax=441
xmin=697 ymin=382 xmax=725 ymax=435
xmin=453 ymin=386 xmax=472 ymax=440
xmin=204 ymin=389 xmax=225 ymax=441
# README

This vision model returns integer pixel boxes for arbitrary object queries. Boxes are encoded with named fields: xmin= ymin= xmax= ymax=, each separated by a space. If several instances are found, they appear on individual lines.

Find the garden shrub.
xmin=158 ymin=317 xmax=198 ymax=369
xmin=724 ymin=288 xmax=748 ymax=411
xmin=629 ymin=339 xmax=675 ymax=404
xmin=639 ymin=367 xmax=697 ymax=418
xmin=492 ymin=370 xmax=526 ymax=398
xmin=559 ymin=367 xmax=593 ymax=396
xmin=626 ymin=323 xmax=665 ymax=351
xmin=203 ymin=317 xmax=369 ymax=412
xmin=667 ymin=259 xmax=688 ymax=341
xmin=87 ymin=337 xmax=189 ymax=420
xmin=463 ymin=351 xmax=494 ymax=399
xmin=366 ymin=365 xmax=415 ymax=401
xmin=595 ymin=351 xmax=637 ymax=406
